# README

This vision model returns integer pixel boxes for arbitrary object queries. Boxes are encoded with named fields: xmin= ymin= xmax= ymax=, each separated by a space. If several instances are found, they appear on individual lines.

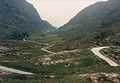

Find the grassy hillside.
xmin=0 ymin=0 xmax=55 ymax=40
xmin=57 ymin=0 xmax=120 ymax=46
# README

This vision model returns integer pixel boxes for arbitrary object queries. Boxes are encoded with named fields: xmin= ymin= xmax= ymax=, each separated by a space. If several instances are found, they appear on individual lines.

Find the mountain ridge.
xmin=0 ymin=0 xmax=55 ymax=40
xmin=58 ymin=0 xmax=120 ymax=45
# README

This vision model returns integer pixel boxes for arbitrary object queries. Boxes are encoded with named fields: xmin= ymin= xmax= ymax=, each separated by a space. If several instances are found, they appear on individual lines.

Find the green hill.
xmin=58 ymin=0 xmax=120 ymax=45
xmin=0 ymin=0 xmax=55 ymax=40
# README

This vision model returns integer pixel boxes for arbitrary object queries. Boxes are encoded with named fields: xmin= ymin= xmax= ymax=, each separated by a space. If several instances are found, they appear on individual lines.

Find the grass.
xmin=1 ymin=42 xmax=120 ymax=75
xmin=30 ymin=34 xmax=64 ymax=44
xmin=101 ymin=46 xmax=120 ymax=64
xmin=0 ymin=40 xmax=120 ymax=83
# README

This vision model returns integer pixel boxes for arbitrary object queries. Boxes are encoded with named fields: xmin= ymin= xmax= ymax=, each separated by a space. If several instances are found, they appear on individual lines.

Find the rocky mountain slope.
xmin=0 ymin=0 xmax=55 ymax=40
xmin=58 ymin=0 xmax=120 ymax=45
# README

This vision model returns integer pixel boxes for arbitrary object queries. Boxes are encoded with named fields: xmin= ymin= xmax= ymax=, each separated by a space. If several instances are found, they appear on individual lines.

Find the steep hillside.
xmin=58 ymin=0 xmax=120 ymax=45
xmin=0 ymin=0 xmax=55 ymax=40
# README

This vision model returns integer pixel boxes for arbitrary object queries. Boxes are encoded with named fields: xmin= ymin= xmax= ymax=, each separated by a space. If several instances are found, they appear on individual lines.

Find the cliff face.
xmin=0 ymin=0 xmax=55 ymax=39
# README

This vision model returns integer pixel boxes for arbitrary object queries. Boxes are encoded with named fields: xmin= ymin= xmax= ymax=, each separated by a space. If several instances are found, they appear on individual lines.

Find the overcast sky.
xmin=26 ymin=0 xmax=108 ymax=27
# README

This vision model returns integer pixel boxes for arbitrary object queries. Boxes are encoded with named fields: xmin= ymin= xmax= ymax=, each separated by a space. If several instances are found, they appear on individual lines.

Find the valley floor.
xmin=0 ymin=40 xmax=120 ymax=83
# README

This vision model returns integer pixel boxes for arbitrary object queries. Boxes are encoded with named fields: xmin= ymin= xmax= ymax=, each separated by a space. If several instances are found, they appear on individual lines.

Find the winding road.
xmin=41 ymin=44 xmax=56 ymax=54
xmin=0 ymin=40 xmax=55 ymax=75
xmin=0 ymin=40 xmax=119 ymax=75
xmin=0 ymin=66 xmax=33 ymax=75
xmin=0 ymin=45 xmax=34 ymax=75
xmin=91 ymin=47 xmax=119 ymax=67
xmin=28 ymin=40 xmax=120 ymax=66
